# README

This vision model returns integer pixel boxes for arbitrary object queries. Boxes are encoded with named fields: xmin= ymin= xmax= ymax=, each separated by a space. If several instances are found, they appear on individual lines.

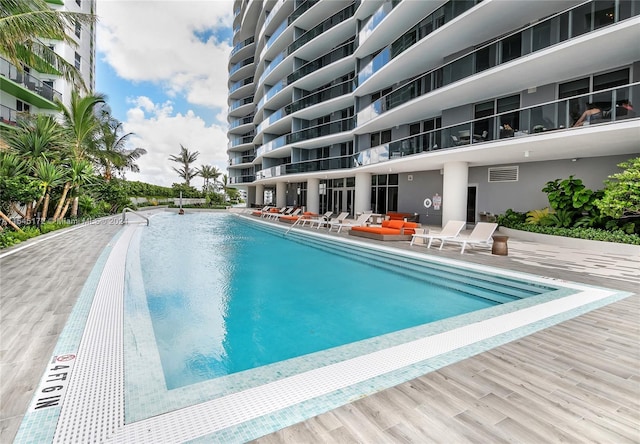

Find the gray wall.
xmin=470 ymin=154 xmax=634 ymax=215
xmin=397 ymin=171 xmax=443 ymax=226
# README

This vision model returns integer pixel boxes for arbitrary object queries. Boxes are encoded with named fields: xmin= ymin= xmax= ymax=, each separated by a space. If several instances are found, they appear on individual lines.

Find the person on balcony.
xmin=573 ymin=103 xmax=602 ymax=127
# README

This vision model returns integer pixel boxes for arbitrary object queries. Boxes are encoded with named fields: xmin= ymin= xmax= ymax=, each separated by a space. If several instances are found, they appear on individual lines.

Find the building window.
xmin=16 ymin=100 xmax=30 ymax=113
xmin=370 ymin=129 xmax=391 ymax=147
xmin=74 ymin=52 xmax=81 ymax=69
xmin=371 ymin=174 xmax=398 ymax=214
xmin=75 ymin=20 xmax=81 ymax=38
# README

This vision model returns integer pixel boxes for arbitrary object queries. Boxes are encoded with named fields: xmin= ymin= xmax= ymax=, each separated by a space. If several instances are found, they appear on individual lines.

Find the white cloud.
xmin=123 ymin=97 xmax=229 ymax=188
xmin=97 ymin=0 xmax=233 ymax=110
xmin=95 ymin=0 xmax=235 ymax=188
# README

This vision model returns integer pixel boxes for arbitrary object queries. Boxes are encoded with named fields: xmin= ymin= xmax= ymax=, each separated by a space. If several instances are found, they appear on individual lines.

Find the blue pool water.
xmin=134 ymin=212 xmax=550 ymax=390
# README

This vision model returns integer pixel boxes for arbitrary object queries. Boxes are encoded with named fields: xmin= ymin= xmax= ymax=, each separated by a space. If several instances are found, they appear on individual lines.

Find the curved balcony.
xmin=355 ymin=82 xmax=640 ymax=167
xmin=287 ymin=39 xmax=355 ymax=84
xmin=228 ymin=132 xmax=255 ymax=150
xmin=258 ymin=50 xmax=287 ymax=86
xmin=358 ymin=0 xmax=480 ymax=86
xmin=230 ymin=36 xmax=255 ymax=59
xmin=229 ymin=76 xmax=254 ymax=98
xmin=256 ymin=154 xmax=353 ymax=180
xmin=358 ymin=4 xmax=640 ymax=127
xmin=288 ymin=0 xmax=320 ymax=25
xmin=358 ymin=0 xmax=401 ymax=47
xmin=286 ymin=77 xmax=354 ymax=114
xmin=229 ymin=153 xmax=256 ymax=167
xmin=230 ymin=174 xmax=255 ymax=184
xmin=229 ymin=56 xmax=254 ymax=78
xmin=288 ymin=1 xmax=357 ymax=54
xmin=256 ymin=105 xmax=290 ymax=135
xmin=229 ymin=114 xmax=255 ymax=131
xmin=256 ymin=134 xmax=288 ymax=158
xmin=288 ymin=116 xmax=355 ymax=145
xmin=0 ymin=57 xmax=62 ymax=108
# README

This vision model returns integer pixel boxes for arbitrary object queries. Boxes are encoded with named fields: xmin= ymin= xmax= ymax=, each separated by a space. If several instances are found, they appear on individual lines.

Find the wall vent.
xmin=488 ymin=166 xmax=519 ymax=182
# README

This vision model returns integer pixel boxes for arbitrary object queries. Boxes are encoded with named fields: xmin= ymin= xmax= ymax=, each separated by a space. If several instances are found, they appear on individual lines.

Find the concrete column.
xmin=276 ymin=182 xmax=287 ymax=208
xmin=255 ymin=184 xmax=264 ymax=206
xmin=306 ymin=178 xmax=320 ymax=214
xmin=354 ymin=172 xmax=372 ymax=214
xmin=442 ymin=161 xmax=468 ymax=226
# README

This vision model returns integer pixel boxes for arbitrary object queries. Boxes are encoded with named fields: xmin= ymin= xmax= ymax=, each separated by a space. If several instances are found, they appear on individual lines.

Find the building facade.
xmin=0 ymin=0 xmax=96 ymax=128
xmin=227 ymin=0 xmax=640 ymax=226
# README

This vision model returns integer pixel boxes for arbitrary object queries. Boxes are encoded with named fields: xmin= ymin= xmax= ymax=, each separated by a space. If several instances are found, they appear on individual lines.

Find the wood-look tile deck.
xmin=1 ymin=213 xmax=638 ymax=443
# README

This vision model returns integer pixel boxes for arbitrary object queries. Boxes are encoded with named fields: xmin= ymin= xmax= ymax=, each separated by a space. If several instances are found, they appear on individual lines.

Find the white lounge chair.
xmin=272 ymin=208 xmax=300 ymax=220
xmin=441 ymin=222 xmax=498 ymax=254
xmin=328 ymin=213 xmax=371 ymax=233
xmin=410 ymin=220 xmax=466 ymax=249
xmin=301 ymin=211 xmax=333 ymax=228
xmin=323 ymin=212 xmax=349 ymax=230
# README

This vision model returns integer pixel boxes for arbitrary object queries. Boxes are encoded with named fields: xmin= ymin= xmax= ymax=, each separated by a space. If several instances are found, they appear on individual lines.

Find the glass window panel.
xmin=593 ymin=1 xmax=615 ymax=29
xmin=387 ymin=187 xmax=398 ymax=212
xmin=475 ymin=101 xmax=494 ymax=119
xmin=532 ymin=21 xmax=551 ymax=51
xmin=619 ymin=0 xmax=634 ymax=20
xmin=410 ymin=123 xmax=421 ymax=135
xmin=388 ymin=174 xmax=398 ymax=185
xmin=497 ymin=95 xmax=520 ymax=113
xmin=501 ymin=33 xmax=522 ymax=63
xmin=346 ymin=177 xmax=355 ymax=187
xmin=381 ymin=130 xmax=391 ymax=144
xmin=424 ymin=119 xmax=435 ymax=132
xmin=475 ymin=45 xmax=496 ymax=73
xmin=594 ymin=68 xmax=629 ymax=91
xmin=559 ymin=77 xmax=589 ymax=99
xmin=572 ymin=3 xmax=593 ymax=37
xmin=559 ymin=12 xmax=570 ymax=41
xmin=377 ymin=174 xmax=387 ymax=186
xmin=377 ymin=187 xmax=386 ymax=214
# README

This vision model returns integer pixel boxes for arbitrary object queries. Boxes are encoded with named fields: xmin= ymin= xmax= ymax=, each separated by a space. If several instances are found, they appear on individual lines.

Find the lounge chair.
xmin=441 ymin=222 xmax=498 ymax=253
xmin=350 ymin=220 xmax=420 ymax=241
xmin=274 ymin=208 xmax=301 ymax=221
xmin=328 ymin=213 xmax=371 ymax=233
xmin=322 ymin=212 xmax=349 ymax=230
xmin=410 ymin=220 xmax=466 ymax=249
xmin=300 ymin=211 xmax=333 ymax=228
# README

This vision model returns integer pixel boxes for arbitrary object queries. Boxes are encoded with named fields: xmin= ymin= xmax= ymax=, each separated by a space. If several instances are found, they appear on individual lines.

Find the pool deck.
xmin=1 ymin=212 xmax=638 ymax=443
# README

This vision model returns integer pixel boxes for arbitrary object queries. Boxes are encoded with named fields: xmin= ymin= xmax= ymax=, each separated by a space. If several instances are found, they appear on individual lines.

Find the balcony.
xmin=229 ymin=154 xmax=256 ymax=166
xmin=229 ymin=76 xmax=254 ymax=95
xmin=358 ymin=0 xmax=480 ymax=86
xmin=258 ymin=50 xmax=286 ymax=86
xmin=0 ymin=104 xmax=18 ymax=126
xmin=355 ymin=83 xmax=640 ymax=167
xmin=286 ymin=77 xmax=354 ymax=114
xmin=288 ymin=1 xmax=357 ymax=54
xmin=228 ymin=132 xmax=255 ymax=149
xmin=230 ymin=174 xmax=255 ymax=184
xmin=229 ymin=95 xmax=254 ymax=112
xmin=229 ymin=56 xmax=254 ymax=77
xmin=287 ymin=39 xmax=355 ymax=84
xmin=230 ymin=37 xmax=255 ymax=58
xmin=288 ymin=116 xmax=355 ymax=144
xmin=229 ymin=114 xmax=255 ymax=130
xmin=256 ymin=154 xmax=354 ymax=179
xmin=358 ymin=1 xmax=640 ymax=125
xmin=288 ymin=0 xmax=320 ymax=25
xmin=0 ymin=57 xmax=61 ymax=109
xmin=358 ymin=0 xmax=401 ymax=46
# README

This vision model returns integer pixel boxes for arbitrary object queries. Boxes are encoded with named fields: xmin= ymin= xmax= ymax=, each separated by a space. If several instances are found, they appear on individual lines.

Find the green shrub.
xmin=499 ymin=221 xmax=639 ymax=245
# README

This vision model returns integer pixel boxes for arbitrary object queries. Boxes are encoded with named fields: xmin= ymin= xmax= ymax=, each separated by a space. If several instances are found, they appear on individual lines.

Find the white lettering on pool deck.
xmin=30 ymin=354 xmax=76 ymax=412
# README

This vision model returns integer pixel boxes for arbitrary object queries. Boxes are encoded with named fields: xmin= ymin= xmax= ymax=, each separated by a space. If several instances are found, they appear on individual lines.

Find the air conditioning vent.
xmin=488 ymin=166 xmax=519 ymax=182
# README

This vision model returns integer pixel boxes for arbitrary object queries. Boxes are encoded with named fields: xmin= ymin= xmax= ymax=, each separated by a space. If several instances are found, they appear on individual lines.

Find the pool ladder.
xmin=121 ymin=207 xmax=150 ymax=226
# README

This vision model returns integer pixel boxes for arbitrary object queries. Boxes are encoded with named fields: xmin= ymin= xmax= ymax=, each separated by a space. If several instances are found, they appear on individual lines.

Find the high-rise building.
xmin=227 ymin=0 xmax=639 ymax=225
xmin=0 ymin=0 xmax=96 ymax=127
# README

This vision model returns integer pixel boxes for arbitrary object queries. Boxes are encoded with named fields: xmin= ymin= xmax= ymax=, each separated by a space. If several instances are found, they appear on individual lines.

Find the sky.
xmin=95 ymin=0 xmax=235 ymax=188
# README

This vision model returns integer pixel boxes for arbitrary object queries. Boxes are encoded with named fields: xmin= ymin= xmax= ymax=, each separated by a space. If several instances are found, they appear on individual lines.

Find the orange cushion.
xmin=387 ymin=220 xmax=404 ymax=229
xmin=382 ymin=220 xmax=392 ymax=228
xmin=403 ymin=222 xmax=418 ymax=229
xmin=351 ymin=227 xmax=402 ymax=234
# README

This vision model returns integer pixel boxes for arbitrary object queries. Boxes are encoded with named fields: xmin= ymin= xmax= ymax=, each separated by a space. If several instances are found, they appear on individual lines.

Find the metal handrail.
xmin=121 ymin=208 xmax=149 ymax=226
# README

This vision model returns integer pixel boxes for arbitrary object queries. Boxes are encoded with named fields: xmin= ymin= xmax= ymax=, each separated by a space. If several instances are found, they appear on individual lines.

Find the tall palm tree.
xmin=0 ymin=0 xmax=96 ymax=90
xmin=92 ymin=110 xmax=146 ymax=180
xmin=52 ymin=90 xmax=104 ymax=219
xmin=197 ymin=164 xmax=221 ymax=192
xmin=32 ymin=158 xmax=63 ymax=220
xmin=169 ymin=144 xmax=199 ymax=186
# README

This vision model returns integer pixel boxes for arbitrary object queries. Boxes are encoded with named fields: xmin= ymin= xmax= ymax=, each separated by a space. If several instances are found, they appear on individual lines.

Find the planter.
xmin=499 ymin=227 xmax=640 ymax=257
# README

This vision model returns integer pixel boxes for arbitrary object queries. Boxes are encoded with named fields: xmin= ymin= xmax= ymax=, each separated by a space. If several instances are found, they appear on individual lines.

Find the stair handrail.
xmin=121 ymin=207 xmax=150 ymax=226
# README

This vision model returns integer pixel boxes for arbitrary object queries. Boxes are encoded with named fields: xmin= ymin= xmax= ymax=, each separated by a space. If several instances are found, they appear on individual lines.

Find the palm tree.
xmin=52 ymin=90 xmax=104 ymax=219
xmin=32 ymin=158 xmax=63 ymax=220
xmin=92 ymin=110 xmax=146 ymax=180
xmin=197 ymin=164 xmax=221 ymax=193
xmin=0 ymin=0 xmax=96 ymax=90
xmin=169 ymin=145 xmax=199 ymax=186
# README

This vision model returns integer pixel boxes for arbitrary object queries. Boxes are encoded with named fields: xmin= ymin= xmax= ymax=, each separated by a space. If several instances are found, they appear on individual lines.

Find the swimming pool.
xmin=17 ymin=210 xmax=629 ymax=443
xmin=132 ymin=213 xmax=554 ymax=390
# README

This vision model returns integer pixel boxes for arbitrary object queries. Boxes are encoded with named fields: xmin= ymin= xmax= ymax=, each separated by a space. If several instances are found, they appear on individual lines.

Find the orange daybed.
xmin=279 ymin=211 xmax=317 ymax=224
xmin=349 ymin=220 xmax=420 ymax=241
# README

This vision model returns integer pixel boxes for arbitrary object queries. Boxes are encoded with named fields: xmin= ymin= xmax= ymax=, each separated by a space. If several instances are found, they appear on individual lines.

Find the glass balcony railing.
xmin=288 ymin=116 xmax=355 ymax=144
xmin=229 ymin=114 xmax=255 ymax=129
xmin=288 ymin=0 xmax=320 ymax=25
xmin=229 ymin=76 xmax=254 ymax=94
xmin=358 ymin=0 xmax=639 ymax=124
xmin=355 ymin=83 xmax=640 ymax=167
xmin=286 ymin=78 xmax=354 ymax=114
xmin=230 ymin=174 xmax=255 ymax=184
xmin=358 ymin=0 xmax=401 ymax=46
xmin=265 ymin=18 xmax=288 ymax=52
xmin=0 ymin=57 xmax=62 ymax=104
xmin=258 ymin=50 xmax=286 ymax=85
xmin=256 ymin=134 xmax=288 ymax=157
xmin=228 ymin=133 xmax=255 ymax=148
xmin=229 ymin=56 xmax=254 ymax=76
xmin=256 ymin=106 xmax=289 ymax=134
xmin=358 ymin=0 xmax=480 ymax=85
xmin=288 ymin=1 xmax=357 ymax=54
xmin=288 ymin=39 xmax=355 ymax=84
xmin=229 ymin=154 xmax=256 ymax=166
xmin=256 ymin=78 xmax=288 ymax=113
xmin=265 ymin=0 xmax=286 ymax=28
xmin=256 ymin=154 xmax=353 ymax=179
xmin=230 ymin=37 xmax=254 ymax=58
xmin=229 ymin=96 xmax=254 ymax=111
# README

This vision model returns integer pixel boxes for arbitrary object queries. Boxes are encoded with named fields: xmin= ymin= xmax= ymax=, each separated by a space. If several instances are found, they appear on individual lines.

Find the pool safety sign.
xmin=29 ymin=354 xmax=76 ymax=411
